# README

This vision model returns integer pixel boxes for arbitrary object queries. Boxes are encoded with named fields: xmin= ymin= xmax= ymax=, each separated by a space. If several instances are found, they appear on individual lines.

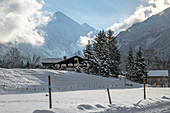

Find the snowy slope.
xmin=15 ymin=11 xmax=95 ymax=58
xmin=0 ymin=68 xmax=140 ymax=94
xmin=117 ymin=7 xmax=170 ymax=60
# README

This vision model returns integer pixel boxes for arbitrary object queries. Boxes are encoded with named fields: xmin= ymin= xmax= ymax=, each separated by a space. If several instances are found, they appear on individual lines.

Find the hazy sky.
xmin=42 ymin=0 xmax=148 ymax=29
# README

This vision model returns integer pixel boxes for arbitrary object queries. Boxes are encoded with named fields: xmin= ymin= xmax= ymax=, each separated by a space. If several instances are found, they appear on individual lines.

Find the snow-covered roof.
xmin=148 ymin=70 xmax=169 ymax=77
xmin=41 ymin=58 xmax=63 ymax=63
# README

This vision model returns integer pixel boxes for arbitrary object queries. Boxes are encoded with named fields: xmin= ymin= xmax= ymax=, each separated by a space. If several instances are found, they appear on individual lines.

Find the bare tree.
xmin=2 ymin=47 xmax=24 ymax=68
xmin=26 ymin=53 xmax=41 ymax=68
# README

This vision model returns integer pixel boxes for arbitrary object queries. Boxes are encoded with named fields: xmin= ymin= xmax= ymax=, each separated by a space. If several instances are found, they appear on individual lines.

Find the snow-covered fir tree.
xmin=125 ymin=47 xmax=136 ymax=78
xmin=106 ymin=29 xmax=120 ymax=77
xmin=75 ymin=58 xmax=81 ymax=73
xmin=93 ymin=30 xmax=109 ymax=76
xmin=83 ymin=30 xmax=120 ymax=77
xmin=135 ymin=47 xmax=148 ymax=82
xmin=83 ymin=40 xmax=91 ymax=74
xmin=83 ymin=40 xmax=98 ymax=74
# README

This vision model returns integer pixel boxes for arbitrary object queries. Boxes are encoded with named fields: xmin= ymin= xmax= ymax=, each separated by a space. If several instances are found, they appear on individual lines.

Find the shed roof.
xmin=148 ymin=70 xmax=169 ymax=77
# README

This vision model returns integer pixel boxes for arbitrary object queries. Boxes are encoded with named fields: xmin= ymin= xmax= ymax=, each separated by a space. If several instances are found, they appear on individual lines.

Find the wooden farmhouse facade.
xmin=41 ymin=56 xmax=84 ymax=70
xmin=147 ymin=70 xmax=170 ymax=87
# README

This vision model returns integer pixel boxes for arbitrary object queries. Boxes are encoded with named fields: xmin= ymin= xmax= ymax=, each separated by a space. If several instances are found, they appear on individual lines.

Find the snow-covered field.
xmin=0 ymin=68 xmax=140 ymax=94
xmin=0 ymin=68 xmax=170 ymax=113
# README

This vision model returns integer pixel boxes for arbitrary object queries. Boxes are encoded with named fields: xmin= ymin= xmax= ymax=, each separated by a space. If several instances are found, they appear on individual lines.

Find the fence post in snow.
xmin=48 ymin=75 xmax=52 ymax=108
xmin=143 ymin=78 xmax=146 ymax=99
xmin=107 ymin=88 xmax=112 ymax=104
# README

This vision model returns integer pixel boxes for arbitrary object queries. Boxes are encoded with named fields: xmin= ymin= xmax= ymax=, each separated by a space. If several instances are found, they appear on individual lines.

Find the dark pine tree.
xmin=135 ymin=47 xmax=148 ymax=83
xmin=126 ymin=47 xmax=136 ymax=79
xmin=106 ymin=29 xmax=120 ymax=77
xmin=83 ymin=40 xmax=98 ymax=74
xmin=93 ymin=30 xmax=108 ymax=76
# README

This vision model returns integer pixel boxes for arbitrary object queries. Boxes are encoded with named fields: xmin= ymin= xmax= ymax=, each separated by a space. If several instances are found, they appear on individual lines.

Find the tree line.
xmin=83 ymin=30 xmax=148 ymax=83
xmin=125 ymin=47 xmax=147 ymax=83
xmin=0 ymin=47 xmax=41 ymax=68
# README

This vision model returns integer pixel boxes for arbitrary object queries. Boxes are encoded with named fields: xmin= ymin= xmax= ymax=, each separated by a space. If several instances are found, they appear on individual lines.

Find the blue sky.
xmin=42 ymin=0 xmax=148 ymax=29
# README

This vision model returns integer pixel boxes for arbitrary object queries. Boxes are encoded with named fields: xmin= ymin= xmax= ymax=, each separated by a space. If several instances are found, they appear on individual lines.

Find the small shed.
xmin=147 ymin=70 xmax=170 ymax=87
xmin=42 ymin=56 xmax=83 ymax=70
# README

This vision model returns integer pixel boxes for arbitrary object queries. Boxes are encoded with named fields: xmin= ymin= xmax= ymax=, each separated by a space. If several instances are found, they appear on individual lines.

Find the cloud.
xmin=0 ymin=0 xmax=50 ymax=46
xmin=77 ymin=31 xmax=96 ymax=47
xmin=108 ymin=0 xmax=170 ymax=34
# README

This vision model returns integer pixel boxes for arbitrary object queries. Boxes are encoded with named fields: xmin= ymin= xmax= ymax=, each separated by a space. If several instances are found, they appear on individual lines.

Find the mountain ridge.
xmin=117 ymin=7 xmax=170 ymax=60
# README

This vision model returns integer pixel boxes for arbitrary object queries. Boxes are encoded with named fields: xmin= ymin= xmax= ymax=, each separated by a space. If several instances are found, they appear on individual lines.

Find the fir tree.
xmin=84 ymin=30 xmax=120 ymax=77
xmin=93 ymin=30 xmax=108 ymax=76
xmin=135 ymin=47 xmax=148 ymax=83
xmin=106 ymin=29 xmax=120 ymax=77
xmin=126 ymin=47 xmax=135 ymax=78
xmin=83 ymin=40 xmax=98 ymax=74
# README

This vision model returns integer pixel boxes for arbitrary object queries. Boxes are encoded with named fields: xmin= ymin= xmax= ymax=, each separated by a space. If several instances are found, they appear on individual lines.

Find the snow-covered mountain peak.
xmin=53 ymin=11 xmax=79 ymax=25
xmin=53 ymin=11 xmax=70 ymax=19
xmin=54 ymin=11 xmax=65 ymax=16
xmin=14 ymin=11 xmax=95 ymax=58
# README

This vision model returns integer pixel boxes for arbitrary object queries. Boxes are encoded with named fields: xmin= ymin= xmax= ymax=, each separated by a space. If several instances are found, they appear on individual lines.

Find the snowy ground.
xmin=1 ymin=88 xmax=170 ymax=113
xmin=0 ymin=68 xmax=170 ymax=113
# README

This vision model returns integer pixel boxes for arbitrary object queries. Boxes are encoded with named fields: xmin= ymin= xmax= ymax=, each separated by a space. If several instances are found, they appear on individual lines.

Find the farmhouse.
xmin=41 ymin=56 xmax=83 ymax=70
xmin=147 ymin=70 xmax=170 ymax=87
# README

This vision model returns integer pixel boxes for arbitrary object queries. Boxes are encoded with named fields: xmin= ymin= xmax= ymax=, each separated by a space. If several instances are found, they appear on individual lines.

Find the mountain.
xmin=81 ymin=23 xmax=94 ymax=32
xmin=16 ymin=11 xmax=95 ymax=58
xmin=117 ymin=7 xmax=170 ymax=60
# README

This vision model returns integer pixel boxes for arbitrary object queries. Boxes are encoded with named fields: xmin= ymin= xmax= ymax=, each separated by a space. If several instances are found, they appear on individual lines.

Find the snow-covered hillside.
xmin=117 ymin=7 xmax=170 ymax=60
xmin=0 ymin=68 xmax=140 ymax=94
xmin=13 ymin=11 xmax=95 ymax=58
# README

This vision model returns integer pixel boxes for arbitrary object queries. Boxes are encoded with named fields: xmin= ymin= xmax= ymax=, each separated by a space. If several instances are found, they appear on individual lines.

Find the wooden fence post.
xmin=107 ymin=88 xmax=112 ymax=104
xmin=48 ymin=75 xmax=52 ymax=108
xmin=143 ymin=78 xmax=146 ymax=99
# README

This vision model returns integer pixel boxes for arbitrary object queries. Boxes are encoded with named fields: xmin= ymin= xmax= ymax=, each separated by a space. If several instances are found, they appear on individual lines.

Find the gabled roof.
xmin=41 ymin=58 xmax=63 ymax=64
xmin=56 ymin=56 xmax=83 ymax=64
xmin=148 ymin=70 xmax=169 ymax=77
xmin=41 ymin=56 xmax=83 ymax=64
